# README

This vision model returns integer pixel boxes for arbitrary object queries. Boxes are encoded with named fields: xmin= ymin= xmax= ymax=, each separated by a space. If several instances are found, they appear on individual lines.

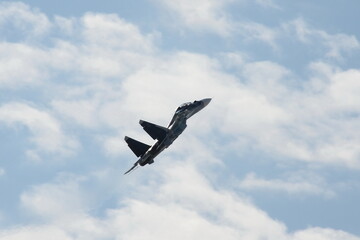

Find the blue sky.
xmin=0 ymin=0 xmax=360 ymax=239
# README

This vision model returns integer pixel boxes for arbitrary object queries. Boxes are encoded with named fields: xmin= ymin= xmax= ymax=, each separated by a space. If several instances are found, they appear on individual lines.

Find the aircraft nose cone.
xmin=201 ymin=98 xmax=212 ymax=107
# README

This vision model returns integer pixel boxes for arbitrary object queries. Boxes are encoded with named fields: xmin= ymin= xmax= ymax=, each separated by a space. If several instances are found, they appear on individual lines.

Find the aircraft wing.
xmin=139 ymin=120 xmax=169 ymax=142
xmin=124 ymin=136 xmax=151 ymax=157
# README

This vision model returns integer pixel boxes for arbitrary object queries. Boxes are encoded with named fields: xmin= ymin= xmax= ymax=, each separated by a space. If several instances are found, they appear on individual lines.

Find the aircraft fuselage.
xmin=138 ymin=114 xmax=187 ymax=166
xmin=124 ymin=98 xmax=211 ymax=174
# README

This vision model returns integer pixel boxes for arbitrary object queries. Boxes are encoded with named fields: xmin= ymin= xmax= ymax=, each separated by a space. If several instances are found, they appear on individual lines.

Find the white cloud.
xmin=51 ymin=13 xmax=156 ymax=80
xmin=231 ymin=17 xmax=360 ymax=57
xmin=21 ymin=174 xmax=89 ymax=220
xmin=0 ymin=43 xmax=49 ymax=88
xmin=18 ymin=173 xmax=113 ymax=240
xmin=7 ymin=162 xmax=359 ymax=240
xmin=154 ymin=0 xmax=282 ymax=47
xmin=241 ymin=61 xmax=291 ymax=99
xmin=54 ymin=15 xmax=76 ymax=36
xmin=211 ymin=59 xmax=360 ymax=168
xmin=102 ymin=136 xmax=130 ymax=157
xmin=328 ymin=69 xmax=360 ymax=111
xmin=0 ymin=168 xmax=4 ymax=176
xmin=81 ymin=13 xmax=156 ymax=52
xmin=10 ymin=163 xmax=283 ymax=239
xmin=0 ymin=9 xmax=157 ymax=89
xmin=51 ymin=100 xmax=100 ymax=128
xmin=237 ymin=22 xmax=279 ymax=48
xmin=239 ymin=172 xmax=335 ymax=198
xmin=0 ymin=103 xmax=79 ymax=160
xmin=155 ymin=0 xmax=234 ymax=36
xmin=0 ymin=2 xmax=51 ymax=37
xmin=322 ymin=32 xmax=360 ymax=59
xmin=284 ymin=18 xmax=360 ymax=60
xmin=0 ymin=226 xmax=72 ymax=240
xmin=284 ymin=18 xmax=312 ymax=43
xmin=106 ymin=200 xmax=242 ymax=240
xmin=293 ymin=227 xmax=360 ymax=240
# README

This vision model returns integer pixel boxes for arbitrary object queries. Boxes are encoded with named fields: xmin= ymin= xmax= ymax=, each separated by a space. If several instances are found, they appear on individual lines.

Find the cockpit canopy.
xmin=176 ymin=101 xmax=202 ymax=114
xmin=176 ymin=102 xmax=192 ymax=113
xmin=179 ymin=102 xmax=191 ymax=108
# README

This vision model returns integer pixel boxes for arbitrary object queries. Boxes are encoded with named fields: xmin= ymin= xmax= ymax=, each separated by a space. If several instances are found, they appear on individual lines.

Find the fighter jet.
xmin=124 ymin=98 xmax=211 ymax=174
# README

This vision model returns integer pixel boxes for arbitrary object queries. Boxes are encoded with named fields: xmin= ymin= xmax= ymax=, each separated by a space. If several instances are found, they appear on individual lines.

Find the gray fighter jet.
xmin=124 ymin=98 xmax=211 ymax=174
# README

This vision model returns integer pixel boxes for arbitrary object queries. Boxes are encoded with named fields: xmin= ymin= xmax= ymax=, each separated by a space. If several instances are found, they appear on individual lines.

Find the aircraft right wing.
xmin=139 ymin=120 xmax=169 ymax=142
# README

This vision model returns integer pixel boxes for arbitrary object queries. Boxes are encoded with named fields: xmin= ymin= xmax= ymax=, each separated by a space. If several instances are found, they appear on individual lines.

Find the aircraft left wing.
xmin=139 ymin=120 xmax=169 ymax=142
xmin=124 ymin=136 xmax=151 ymax=157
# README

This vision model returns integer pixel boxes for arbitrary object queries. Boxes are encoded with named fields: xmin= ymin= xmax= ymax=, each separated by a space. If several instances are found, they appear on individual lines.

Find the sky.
xmin=0 ymin=0 xmax=360 ymax=239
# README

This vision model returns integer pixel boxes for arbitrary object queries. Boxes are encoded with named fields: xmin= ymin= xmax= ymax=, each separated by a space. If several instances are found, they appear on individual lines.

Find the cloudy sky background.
xmin=0 ymin=0 xmax=360 ymax=239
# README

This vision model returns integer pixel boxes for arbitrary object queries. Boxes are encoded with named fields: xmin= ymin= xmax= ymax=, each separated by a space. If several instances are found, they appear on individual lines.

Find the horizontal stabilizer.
xmin=139 ymin=120 xmax=169 ymax=142
xmin=124 ymin=136 xmax=151 ymax=157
